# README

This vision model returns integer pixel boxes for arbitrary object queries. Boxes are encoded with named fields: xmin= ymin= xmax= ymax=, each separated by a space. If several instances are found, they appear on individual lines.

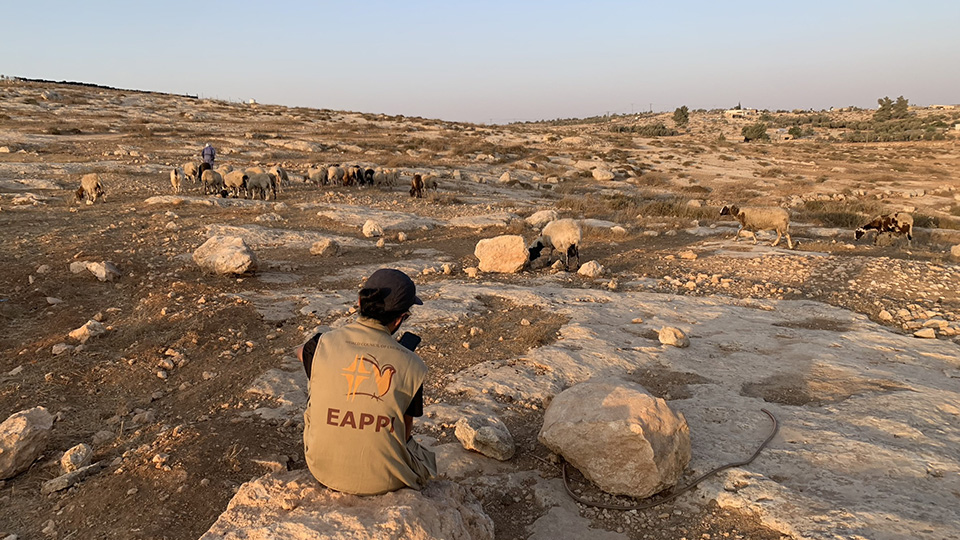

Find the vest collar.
xmin=356 ymin=316 xmax=392 ymax=334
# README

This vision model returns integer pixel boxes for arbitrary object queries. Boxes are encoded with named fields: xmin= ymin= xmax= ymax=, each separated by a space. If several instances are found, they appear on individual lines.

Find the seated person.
xmin=299 ymin=268 xmax=435 ymax=495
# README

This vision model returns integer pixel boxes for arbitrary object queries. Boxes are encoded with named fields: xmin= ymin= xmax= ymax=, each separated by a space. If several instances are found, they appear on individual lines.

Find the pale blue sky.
xmin=2 ymin=1 xmax=958 ymax=123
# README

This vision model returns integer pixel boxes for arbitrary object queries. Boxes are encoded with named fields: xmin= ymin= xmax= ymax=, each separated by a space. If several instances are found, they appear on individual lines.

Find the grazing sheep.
xmin=306 ymin=166 xmax=328 ymax=186
xmin=529 ymin=218 xmax=582 ymax=271
xmin=268 ymin=166 xmax=288 ymax=193
xmin=223 ymin=170 xmax=249 ymax=198
xmin=247 ymin=173 xmax=277 ymax=200
xmin=345 ymin=165 xmax=363 ymax=186
xmin=410 ymin=174 xmax=424 ymax=198
xmin=199 ymin=162 xmax=212 ymax=182
xmin=422 ymin=174 xmax=439 ymax=191
xmin=363 ymin=168 xmax=375 ymax=186
xmin=215 ymin=164 xmax=234 ymax=177
xmin=170 ymin=168 xmax=187 ymax=194
xmin=75 ymin=173 xmax=105 ymax=204
xmin=720 ymin=204 xmax=794 ymax=249
xmin=855 ymin=212 xmax=913 ymax=245
xmin=201 ymin=169 xmax=224 ymax=195
xmin=327 ymin=166 xmax=345 ymax=186
xmin=183 ymin=162 xmax=200 ymax=183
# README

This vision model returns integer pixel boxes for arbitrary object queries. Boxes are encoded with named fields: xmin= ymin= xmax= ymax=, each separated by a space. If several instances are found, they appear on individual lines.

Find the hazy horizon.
xmin=3 ymin=1 xmax=958 ymax=124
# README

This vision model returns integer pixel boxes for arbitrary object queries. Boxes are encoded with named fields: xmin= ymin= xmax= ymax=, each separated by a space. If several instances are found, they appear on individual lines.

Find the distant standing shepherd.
xmin=200 ymin=142 xmax=216 ymax=167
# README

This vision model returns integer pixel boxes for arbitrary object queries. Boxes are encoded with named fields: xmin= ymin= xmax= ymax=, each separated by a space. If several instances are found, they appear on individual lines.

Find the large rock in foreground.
xmin=199 ymin=470 xmax=494 ymax=540
xmin=474 ymin=235 xmax=528 ymax=273
xmin=193 ymin=236 xmax=258 ymax=275
xmin=538 ymin=378 xmax=690 ymax=499
xmin=0 ymin=407 xmax=54 ymax=480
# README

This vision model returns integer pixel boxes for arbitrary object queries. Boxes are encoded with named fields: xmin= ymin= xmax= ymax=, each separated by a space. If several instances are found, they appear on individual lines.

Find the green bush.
xmin=672 ymin=106 xmax=689 ymax=128
xmin=787 ymin=126 xmax=803 ymax=138
xmin=611 ymin=123 xmax=678 ymax=137
xmin=741 ymin=122 xmax=770 ymax=142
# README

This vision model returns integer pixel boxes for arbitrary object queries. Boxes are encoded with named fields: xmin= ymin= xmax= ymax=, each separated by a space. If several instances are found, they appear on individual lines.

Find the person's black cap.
xmin=362 ymin=269 xmax=423 ymax=313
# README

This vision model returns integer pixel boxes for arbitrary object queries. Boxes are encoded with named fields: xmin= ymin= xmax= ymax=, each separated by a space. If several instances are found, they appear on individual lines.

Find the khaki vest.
xmin=303 ymin=317 xmax=428 ymax=495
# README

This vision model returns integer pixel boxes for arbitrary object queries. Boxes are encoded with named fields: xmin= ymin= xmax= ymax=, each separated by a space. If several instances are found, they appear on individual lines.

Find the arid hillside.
xmin=1 ymin=80 xmax=959 ymax=540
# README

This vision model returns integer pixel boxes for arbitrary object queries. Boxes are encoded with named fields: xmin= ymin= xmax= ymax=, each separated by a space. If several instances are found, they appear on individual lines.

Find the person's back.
xmin=302 ymin=268 xmax=435 ymax=495
xmin=201 ymin=143 xmax=216 ymax=165
xmin=303 ymin=317 xmax=427 ymax=495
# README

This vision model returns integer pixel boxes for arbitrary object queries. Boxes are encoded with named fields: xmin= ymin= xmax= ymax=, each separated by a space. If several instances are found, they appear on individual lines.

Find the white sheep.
xmin=75 ymin=173 xmax=105 ymax=204
xmin=170 ymin=168 xmax=187 ymax=194
xmin=720 ymin=204 xmax=794 ymax=249
xmin=422 ymin=174 xmax=439 ymax=191
xmin=183 ymin=162 xmax=200 ymax=183
xmin=223 ymin=170 xmax=249 ymax=198
xmin=529 ymin=218 xmax=582 ymax=270
xmin=246 ymin=172 xmax=277 ymax=200
xmin=306 ymin=166 xmax=328 ymax=186
xmin=201 ymin=169 xmax=224 ymax=196
xmin=268 ymin=166 xmax=288 ymax=193
xmin=327 ymin=166 xmax=345 ymax=186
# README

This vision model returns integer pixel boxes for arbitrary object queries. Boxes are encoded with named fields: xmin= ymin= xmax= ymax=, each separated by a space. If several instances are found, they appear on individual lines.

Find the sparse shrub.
xmin=787 ymin=126 xmax=803 ymax=138
xmin=741 ymin=122 xmax=770 ymax=142
xmin=718 ymin=154 xmax=737 ymax=161
xmin=673 ymin=106 xmax=689 ymax=128
xmin=758 ymin=167 xmax=783 ymax=178
xmin=801 ymin=199 xmax=883 ymax=228
xmin=611 ymin=123 xmax=678 ymax=137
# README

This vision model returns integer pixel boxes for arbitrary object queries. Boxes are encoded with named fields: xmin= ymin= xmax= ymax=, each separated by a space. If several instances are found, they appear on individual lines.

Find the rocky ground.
xmin=1 ymin=80 xmax=959 ymax=540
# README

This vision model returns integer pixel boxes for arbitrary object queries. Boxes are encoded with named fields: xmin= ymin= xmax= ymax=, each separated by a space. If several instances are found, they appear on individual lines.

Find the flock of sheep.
xmin=73 ymin=159 xmax=916 ymax=256
xmin=163 ymin=160 xmax=440 ymax=202
xmin=719 ymin=204 xmax=914 ymax=248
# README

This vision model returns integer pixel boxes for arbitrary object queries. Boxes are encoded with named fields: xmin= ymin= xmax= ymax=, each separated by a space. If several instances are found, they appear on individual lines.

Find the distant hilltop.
xmin=0 ymin=74 xmax=197 ymax=100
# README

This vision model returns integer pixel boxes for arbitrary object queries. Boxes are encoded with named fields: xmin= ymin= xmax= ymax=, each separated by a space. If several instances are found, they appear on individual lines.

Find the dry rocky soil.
xmin=1 ymin=80 xmax=959 ymax=540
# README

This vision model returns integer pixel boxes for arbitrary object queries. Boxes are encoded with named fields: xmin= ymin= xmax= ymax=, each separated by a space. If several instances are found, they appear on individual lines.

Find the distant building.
xmin=723 ymin=109 xmax=758 ymax=120
xmin=931 ymin=104 xmax=957 ymax=110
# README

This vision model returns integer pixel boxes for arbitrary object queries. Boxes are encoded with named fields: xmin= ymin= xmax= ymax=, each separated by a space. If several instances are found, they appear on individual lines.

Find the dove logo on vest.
xmin=342 ymin=354 xmax=396 ymax=400
xmin=327 ymin=354 xmax=398 ymax=434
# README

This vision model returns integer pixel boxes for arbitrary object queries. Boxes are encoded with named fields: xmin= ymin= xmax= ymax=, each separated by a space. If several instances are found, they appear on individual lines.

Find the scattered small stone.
xmin=51 ymin=343 xmax=74 ymax=355
xmin=577 ymin=260 xmax=604 ymax=278
xmin=60 ymin=443 xmax=93 ymax=473
xmin=659 ymin=327 xmax=690 ymax=348
xmin=68 ymin=320 xmax=106 ymax=343
xmin=914 ymin=328 xmax=937 ymax=339
xmin=679 ymin=250 xmax=698 ymax=260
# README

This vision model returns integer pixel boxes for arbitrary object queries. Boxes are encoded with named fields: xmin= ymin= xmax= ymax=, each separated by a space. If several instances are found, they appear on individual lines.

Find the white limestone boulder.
xmin=310 ymin=238 xmax=341 ymax=257
xmin=0 ymin=407 xmax=54 ymax=480
xmin=454 ymin=415 xmax=516 ymax=461
xmin=658 ymin=326 xmax=690 ymax=348
xmin=199 ymin=470 xmax=494 ymax=540
xmin=525 ymin=210 xmax=559 ymax=228
xmin=538 ymin=378 xmax=690 ymax=499
xmin=474 ymin=235 xmax=528 ymax=274
xmin=193 ymin=236 xmax=258 ymax=275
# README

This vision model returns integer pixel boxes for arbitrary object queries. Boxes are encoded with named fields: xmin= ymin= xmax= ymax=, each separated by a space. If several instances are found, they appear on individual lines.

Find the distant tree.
xmin=741 ymin=122 xmax=770 ymax=142
xmin=875 ymin=95 xmax=910 ymax=122
xmin=733 ymin=102 xmax=742 ymax=110
xmin=672 ymin=105 xmax=689 ymax=128
xmin=787 ymin=126 xmax=803 ymax=138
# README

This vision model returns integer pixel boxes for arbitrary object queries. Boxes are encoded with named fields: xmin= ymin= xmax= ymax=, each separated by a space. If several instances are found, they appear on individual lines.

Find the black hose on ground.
xmin=562 ymin=408 xmax=779 ymax=511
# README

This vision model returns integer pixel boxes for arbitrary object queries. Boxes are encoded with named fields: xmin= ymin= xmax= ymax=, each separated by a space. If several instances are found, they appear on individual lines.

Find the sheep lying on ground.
xmin=410 ymin=174 xmax=424 ymax=198
xmin=170 ymin=168 xmax=187 ymax=194
xmin=224 ymin=170 xmax=249 ymax=198
xmin=76 ymin=173 xmax=105 ymax=204
xmin=529 ymin=218 xmax=581 ymax=270
xmin=720 ymin=204 xmax=794 ymax=249
xmin=201 ymin=169 xmax=224 ymax=196
xmin=855 ymin=212 xmax=913 ymax=245
xmin=247 ymin=173 xmax=277 ymax=200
